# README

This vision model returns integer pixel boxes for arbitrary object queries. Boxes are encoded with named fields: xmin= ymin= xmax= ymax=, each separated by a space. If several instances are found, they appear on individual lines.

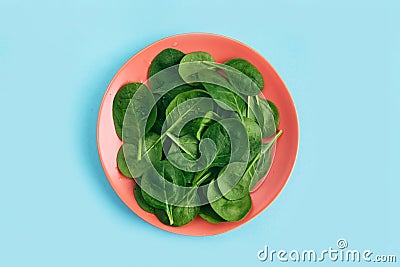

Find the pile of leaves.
xmin=113 ymin=48 xmax=282 ymax=227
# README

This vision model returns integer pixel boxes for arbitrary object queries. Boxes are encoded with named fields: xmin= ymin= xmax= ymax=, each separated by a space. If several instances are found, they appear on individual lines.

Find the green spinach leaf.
xmin=216 ymin=162 xmax=249 ymax=201
xmin=148 ymin=48 xmax=185 ymax=92
xmin=112 ymin=83 xmax=157 ymax=141
xmin=140 ymin=161 xmax=185 ymax=206
xmin=172 ymin=189 xmax=200 ymax=226
xmin=243 ymin=117 xmax=262 ymax=161
xmin=224 ymin=58 xmax=264 ymax=91
xmin=166 ymin=134 xmax=199 ymax=159
xmin=207 ymin=181 xmax=252 ymax=222
xmin=134 ymin=185 xmax=155 ymax=213
xmin=267 ymin=100 xmax=280 ymax=129
xmin=201 ymin=61 xmax=261 ymax=96
xmin=192 ymin=111 xmax=220 ymax=140
xmin=116 ymin=132 xmax=162 ymax=178
xmin=248 ymin=130 xmax=282 ymax=190
xmin=152 ymin=85 xmax=193 ymax=134
xmin=154 ymin=209 xmax=171 ymax=225
xmin=199 ymin=204 xmax=226 ymax=224
xmin=199 ymin=70 xmax=247 ymax=119
xmin=248 ymin=96 xmax=279 ymax=138
xmin=164 ymin=90 xmax=213 ymax=136
xmin=167 ymin=133 xmax=217 ymax=174
xmin=178 ymin=51 xmax=214 ymax=84
xmin=217 ymin=131 xmax=280 ymax=200
xmin=154 ymin=205 xmax=199 ymax=227
xmin=201 ymin=118 xmax=248 ymax=167
xmin=248 ymin=145 xmax=272 ymax=191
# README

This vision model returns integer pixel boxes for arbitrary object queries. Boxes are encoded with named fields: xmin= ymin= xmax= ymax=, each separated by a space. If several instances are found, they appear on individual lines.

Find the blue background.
xmin=1 ymin=0 xmax=399 ymax=266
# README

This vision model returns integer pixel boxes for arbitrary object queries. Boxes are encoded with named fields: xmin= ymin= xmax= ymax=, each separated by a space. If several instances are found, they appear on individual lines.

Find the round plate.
xmin=97 ymin=33 xmax=299 ymax=236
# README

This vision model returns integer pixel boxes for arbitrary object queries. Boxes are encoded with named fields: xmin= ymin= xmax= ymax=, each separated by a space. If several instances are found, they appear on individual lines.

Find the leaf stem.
xmin=247 ymin=96 xmax=250 ymax=118
xmin=242 ymin=129 xmax=284 ymax=181
xmin=173 ymin=172 xmax=212 ymax=208
xmin=166 ymin=132 xmax=196 ymax=159
xmin=137 ymin=138 xmax=142 ymax=161
xmin=263 ymin=129 xmax=283 ymax=152
xmin=193 ymin=172 xmax=212 ymax=187
xmin=166 ymin=205 xmax=174 ymax=225
xmin=142 ymin=135 xmax=164 ymax=157
xmin=191 ymin=168 xmax=209 ymax=185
